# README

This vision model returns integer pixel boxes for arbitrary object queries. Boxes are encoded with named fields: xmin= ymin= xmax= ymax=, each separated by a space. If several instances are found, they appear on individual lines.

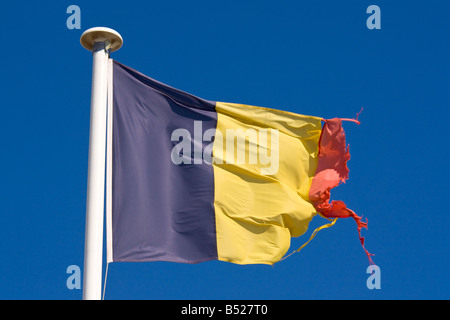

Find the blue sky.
xmin=0 ymin=0 xmax=449 ymax=300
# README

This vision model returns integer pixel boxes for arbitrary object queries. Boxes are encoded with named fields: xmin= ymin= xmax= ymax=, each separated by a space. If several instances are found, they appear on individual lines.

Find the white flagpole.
xmin=80 ymin=27 xmax=122 ymax=300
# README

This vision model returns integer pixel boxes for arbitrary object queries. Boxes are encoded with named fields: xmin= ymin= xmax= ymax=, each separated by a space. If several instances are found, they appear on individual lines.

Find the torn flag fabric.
xmin=106 ymin=60 xmax=373 ymax=265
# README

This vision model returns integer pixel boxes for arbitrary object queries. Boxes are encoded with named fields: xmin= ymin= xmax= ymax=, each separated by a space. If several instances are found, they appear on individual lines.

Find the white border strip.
xmin=106 ymin=58 xmax=114 ymax=263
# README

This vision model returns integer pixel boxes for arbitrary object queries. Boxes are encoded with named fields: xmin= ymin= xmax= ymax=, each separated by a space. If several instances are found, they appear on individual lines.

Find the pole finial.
xmin=81 ymin=27 xmax=123 ymax=52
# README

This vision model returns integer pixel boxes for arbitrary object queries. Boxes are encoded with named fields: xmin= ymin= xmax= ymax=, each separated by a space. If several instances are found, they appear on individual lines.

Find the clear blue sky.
xmin=0 ymin=0 xmax=449 ymax=300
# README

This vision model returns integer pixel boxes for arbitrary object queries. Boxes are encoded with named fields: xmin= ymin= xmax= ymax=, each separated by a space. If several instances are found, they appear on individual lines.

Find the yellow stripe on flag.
xmin=212 ymin=102 xmax=322 ymax=264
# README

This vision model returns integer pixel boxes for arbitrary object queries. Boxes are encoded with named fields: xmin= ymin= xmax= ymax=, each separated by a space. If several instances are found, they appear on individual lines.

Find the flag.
xmin=106 ymin=60 xmax=373 ymax=265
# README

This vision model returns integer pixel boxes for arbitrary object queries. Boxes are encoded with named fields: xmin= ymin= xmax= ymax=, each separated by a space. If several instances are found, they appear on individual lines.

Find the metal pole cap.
xmin=80 ymin=27 xmax=123 ymax=52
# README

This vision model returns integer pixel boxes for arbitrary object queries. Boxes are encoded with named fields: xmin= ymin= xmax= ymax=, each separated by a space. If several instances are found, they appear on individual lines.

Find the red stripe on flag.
xmin=309 ymin=117 xmax=374 ymax=265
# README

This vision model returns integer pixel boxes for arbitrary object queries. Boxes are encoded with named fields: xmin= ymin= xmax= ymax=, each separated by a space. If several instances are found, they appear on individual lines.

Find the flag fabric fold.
xmin=106 ymin=60 xmax=372 ymax=265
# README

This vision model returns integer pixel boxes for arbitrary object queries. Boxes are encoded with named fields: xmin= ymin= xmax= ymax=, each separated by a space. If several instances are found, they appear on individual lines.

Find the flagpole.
xmin=80 ymin=27 xmax=122 ymax=300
